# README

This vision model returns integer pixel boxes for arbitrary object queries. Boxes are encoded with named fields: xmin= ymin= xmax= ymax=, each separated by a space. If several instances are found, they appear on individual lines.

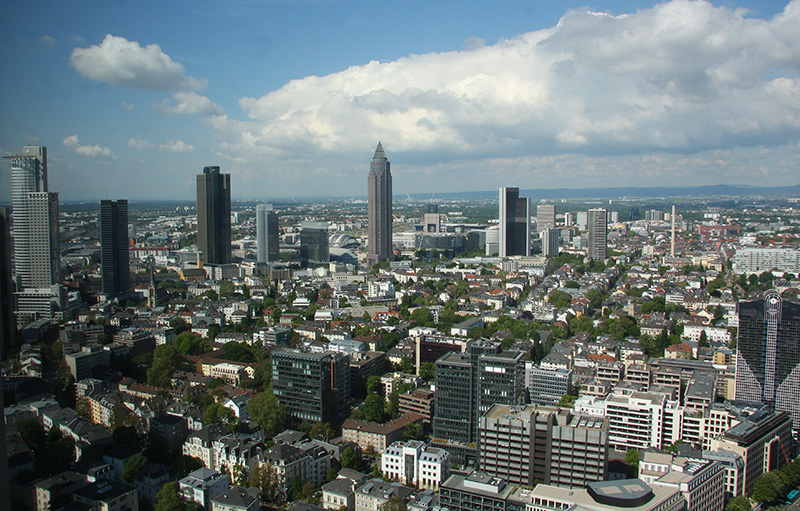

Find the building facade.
xmin=537 ymin=204 xmax=556 ymax=231
xmin=735 ymin=291 xmax=800 ymax=428
xmin=367 ymin=142 xmax=393 ymax=265
xmin=256 ymin=203 xmax=279 ymax=264
xmin=100 ymin=200 xmax=130 ymax=296
xmin=197 ymin=166 xmax=232 ymax=265
xmin=499 ymin=187 xmax=530 ymax=257
xmin=588 ymin=208 xmax=608 ymax=260
xmin=300 ymin=221 xmax=329 ymax=267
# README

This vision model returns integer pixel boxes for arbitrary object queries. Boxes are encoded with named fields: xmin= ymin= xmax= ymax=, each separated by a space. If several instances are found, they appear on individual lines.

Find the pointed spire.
xmin=373 ymin=141 xmax=386 ymax=161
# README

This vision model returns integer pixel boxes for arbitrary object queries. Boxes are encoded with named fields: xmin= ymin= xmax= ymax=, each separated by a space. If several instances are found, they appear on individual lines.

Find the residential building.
xmin=197 ymin=166 xmax=232 ymax=265
xmin=211 ymin=486 xmax=260 ymax=511
xmin=73 ymin=480 xmax=139 ymax=511
xmin=355 ymin=479 xmax=413 ymax=511
xmin=180 ymin=467 xmax=231 ymax=508
xmin=367 ymin=142 xmax=393 ymax=265
xmin=271 ymin=348 xmax=350 ymax=425
xmin=734 ymin=248 xmax=800 ymax=275
xmin=256 ymin=203 xmax=279 ymax=263
xmin=342 ymin=413 xmax=425 ymax=453
xmin=381 ymin=440 xmax=450 ymax=490
xmin=100 ymin=199 xmax=130 ymax=296
xmin=588 ymin=208 xmax=607 ymax=260
xmin=537 ymin=204 xmax=557 ymax=232
xmin=639 ymin=452 xmax=724 ymax=511
xmin=499 ymin=187 xmax=530 ymax=257
xmin=735 ymin=292 xmax=800 ymax=428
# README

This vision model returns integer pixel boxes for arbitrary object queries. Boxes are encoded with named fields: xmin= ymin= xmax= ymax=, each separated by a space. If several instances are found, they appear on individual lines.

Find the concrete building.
xmin=537 ymin=204 xmax=557 ymax=232
xmin=197 ymin=166 xmax=232 ymax=265
xmin=300 ymin=221 xmax=330 ymax=267
xmin=525 ymin=363 xmax=572 ymax=406
xmin=73 ymin=480 xmax=139 ymax=511
xmin=367 ymin=142 xmax=393 ymax=265
xmin=499 ymin=187 xmax=530 ymax=257
xmin=588 ymin=208 xmax=608 ymax=261
xmin=527 ymin=479 xmax=685 ymax=511
xmin=542 ymin=228 xmax=561 ymax=257
xmin=639 ymin=452 xmax=724 ymax=511
xmin=355 ymin=479 xmax=413 ymax=511
xmin=734 ymin=248 xmax=800 ymax=275
xmin=381 ymin=440 xmax=450 ymax=490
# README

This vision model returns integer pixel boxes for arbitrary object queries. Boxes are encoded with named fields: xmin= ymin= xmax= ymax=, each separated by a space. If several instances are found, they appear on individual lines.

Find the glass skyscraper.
xmin=196 ymin=166 xmax=231 ymax=265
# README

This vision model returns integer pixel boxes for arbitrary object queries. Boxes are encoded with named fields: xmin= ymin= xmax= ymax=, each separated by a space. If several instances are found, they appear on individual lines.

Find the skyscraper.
xmin=100 ymin=200 xmax=130 ymax=296
xmin=367 ymin=142 xmax=392 ymax=265
xmin=537 ymin=203 xmax=556 ymax=232
xmin=5 ymin=146 xmax=63 ymax=323
xmin=735 ymin=291 xmax=800 ymax=428
xmin=256 ymin=203 xmax=279 ymax=264
xmin=499 ymin=187 xmax=530 ymax=257
xmin=587 ymin=208 xmax=608 ymax=260
xmin=541 ymin=228 xmax=561 ymax=257
xmin=196 ymin=166 xmax=231 ymax=265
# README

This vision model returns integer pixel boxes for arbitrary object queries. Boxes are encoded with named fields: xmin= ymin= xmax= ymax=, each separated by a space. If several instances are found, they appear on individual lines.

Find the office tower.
xmin=541 ymin=228 xmax=560 ymax=257
xmin=0 ymin=208 xmax=14 ymax=357
xmin=367 ymin=142 xmax=393 ymax=265
xmin=735 ymin=291 xmax=800 ymax=428
xmin=537 ymin=204 xmax=556 ymax=232
xmin=196 ymin=166 xmax=231 ymax=264
xmin=576 ymin=211 xmax=588 ymax=231
xmin=433 ymin=340 xmax=525 ymax=464
xmin=256 ymin=203 xmax=279 ymax=263
xmin=671 ymin=205 xmax=676 ymax=257
xmin=100 ymin=200 xmax=130 ymax=296
xmin=499 ymin=187 xmax=530 ymax=257
xmin=587 ymin=208 xmax=607 ymax=260
xmin=300 ymin=221 xmax=329 ymax=267
xmin=271 ymin=348 xmax=350 ymax=425
xmin=427 ymin=204 xmax=439 ymax=214
xmin=630 ymin=207 xmax=641 ymax=222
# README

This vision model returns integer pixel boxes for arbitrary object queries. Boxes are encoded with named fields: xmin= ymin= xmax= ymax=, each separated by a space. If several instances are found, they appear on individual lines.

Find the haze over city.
xmin=1 ymin=0 xmax=799 ymax=202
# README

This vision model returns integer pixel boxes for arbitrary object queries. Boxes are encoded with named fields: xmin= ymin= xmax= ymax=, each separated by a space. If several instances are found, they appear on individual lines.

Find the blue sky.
xmin=1 ymin=0 xmax=798 ymax=201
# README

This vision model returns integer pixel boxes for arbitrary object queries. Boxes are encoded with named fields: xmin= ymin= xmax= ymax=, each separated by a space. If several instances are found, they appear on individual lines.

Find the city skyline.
xmin=2 ymin=0 xmax=799 ymax=202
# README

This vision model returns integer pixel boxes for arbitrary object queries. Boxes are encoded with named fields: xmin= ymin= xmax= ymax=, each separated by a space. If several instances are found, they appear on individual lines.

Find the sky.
xmin=1 ymin=0 xmax=798 ymax=202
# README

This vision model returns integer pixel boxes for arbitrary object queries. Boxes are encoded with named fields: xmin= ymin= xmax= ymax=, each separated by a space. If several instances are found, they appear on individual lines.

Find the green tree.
xmin=247 ymin=387 xmax=288 ymax=436
xmin=402 ymin=422 xmax=424 ymax=441
xmin=169 ymin=317 xmax=191 ymax=334
xmin=548 ymin=289 xmax=573 ymax=309
xmin=203 ymin=403 xmax=238 ymax=432
xmin=725 ymin=496 xmax=752 ymax=511
xmin=147 ymin=344 xmax=182 ymax=388
xmin=220 ymin=280 xmax=235 ymax=298
xmin=251 ymin=465 xmax=281 ymax=503
xmin=453 ymin=280 xmax=470 ymax=297
xmin=557 ymin=394 xmax=578 ymax=408
xmin=419 ymin=362 xmax=435 ymax=381
xmin=341 ymin=446 xmax=360 ymax=470
xmin=752 ymin=472 xmax=786 ymax=504
xmin=122 ymin=455 xmax=150 ymax=483
xmin=309 ymin=422 xmax=335 ymax=442
xmin=155 ymin=481 xmax=185 ymax=511
xmin=625 ymin=449 xmax=640 ymax=477
xmin=363 ymin=393 xmax=387 ymax=423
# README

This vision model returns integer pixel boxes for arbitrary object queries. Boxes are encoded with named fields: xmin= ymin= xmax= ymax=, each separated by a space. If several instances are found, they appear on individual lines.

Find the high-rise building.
xmin=300 ymin=221 xmax=329 ymax=267
xmin=587 ymin=208 xmax=607 ymax=260
xmin=541 ymin=228 xmax=561 ymax=257
xmin=256 ymin=204 xmax=279 ymax=263
xmin=100 ymin=200 xmax=130 ymax=296
xmin=271 ymin=348 xmax=350 ymax=425
xmin=367 ymin=142 xmax=393 ymax=265
xmin=735 ymin=291 xmax=800 ymax=428
xmin=537 ymin=204 xmax=556 ymax=232
xmin=498 ymin=187 xmax=530 ymax=257
xmin=196 ymin=166 xmax=231 ymax=265
xmin=5 ymin=147 xmax=63 ymax=323
xmin=0 ymin=207 xmax=15 ymax=357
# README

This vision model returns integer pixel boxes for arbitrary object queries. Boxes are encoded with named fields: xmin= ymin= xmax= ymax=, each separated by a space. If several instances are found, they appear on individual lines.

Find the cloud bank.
xmin=221 ymin=0 xmax=800 ymax=171
xmin=70 ymin=34 xmax=206 ymax=90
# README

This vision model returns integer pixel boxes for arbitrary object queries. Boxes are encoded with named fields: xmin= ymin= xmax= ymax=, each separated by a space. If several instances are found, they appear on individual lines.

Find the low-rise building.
xmin=179 ymin=467 xmax=231 ymax=509
xmin=381 ymin=440 xmax=450 ymax=490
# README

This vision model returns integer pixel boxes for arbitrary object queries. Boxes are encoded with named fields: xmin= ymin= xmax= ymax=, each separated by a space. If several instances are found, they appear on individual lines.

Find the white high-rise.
xmin=4 ymin=146 xmax=62 ymax=321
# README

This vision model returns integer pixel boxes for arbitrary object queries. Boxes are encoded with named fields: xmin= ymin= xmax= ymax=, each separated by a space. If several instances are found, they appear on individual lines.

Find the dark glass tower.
xmin=100 ymin=200 xmax=130 ymax=296
xmin=196 ymin=166 xmax=231 ymax=264
xmin=367 ymin=142 xmax=392 ymax=265
xmin=0 ymin=207 xmax=15 ymax=358
xmin=499 ymin=187 xmax=530 ymax=257
xmin=256 ymin=203 xmax=279 ymax=263
xmin=735 ymin=291 xmax=800 ymax=428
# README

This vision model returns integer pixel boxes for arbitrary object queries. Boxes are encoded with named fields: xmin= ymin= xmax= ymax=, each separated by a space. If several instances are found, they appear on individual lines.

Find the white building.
xmin=179 ymin=467 xmax=230 ymax=509
xmin=381 ymin=440 xmax=450 ymax=491
xmin=734 ymin=248 xmax=800 ymax=275
xmin=640 ymin=452 xmax=725 ymax=511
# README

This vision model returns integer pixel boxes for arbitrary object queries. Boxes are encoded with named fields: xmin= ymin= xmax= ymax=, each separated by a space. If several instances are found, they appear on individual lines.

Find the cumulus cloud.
xmin=221 ymin=0 xmax=800 ymax=171
xmin=128 ymin=137 xmax=153 ymax=150
xmin=155 ymin=91 xmax=224 ymax=115
xmin=70 ymin=34 xmax=206 ymax=90
xmin=63 ymin=135 xmax=115 ymax=158
xmin=40 ymin=35 xmax=55 ymax=45
xmin=121 ymin=102 xmax=135 ymax=111
xmin=160 ymin=140 xmax=194 ymax=153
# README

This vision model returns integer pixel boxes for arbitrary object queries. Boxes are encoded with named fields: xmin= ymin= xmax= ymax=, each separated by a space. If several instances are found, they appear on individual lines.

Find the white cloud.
xmin=155 ymin=91 xmax=224 ymax=115
xmin=70 ymin=34 xmax=207 ymax=90
xmin=128 ymin=138 xmax=153 ymax=150
xmin=40 ymin=35 xmax=55 ymax=45
xmin=63 ymin=135 xmax=115 ymax=158
xmin=121 ymin=102 xmax=135 ymax=111
xmin=220 ymin=0 xmax=800 ymax=177
xmin=160 ymin=140 xmax=194 ymax=153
